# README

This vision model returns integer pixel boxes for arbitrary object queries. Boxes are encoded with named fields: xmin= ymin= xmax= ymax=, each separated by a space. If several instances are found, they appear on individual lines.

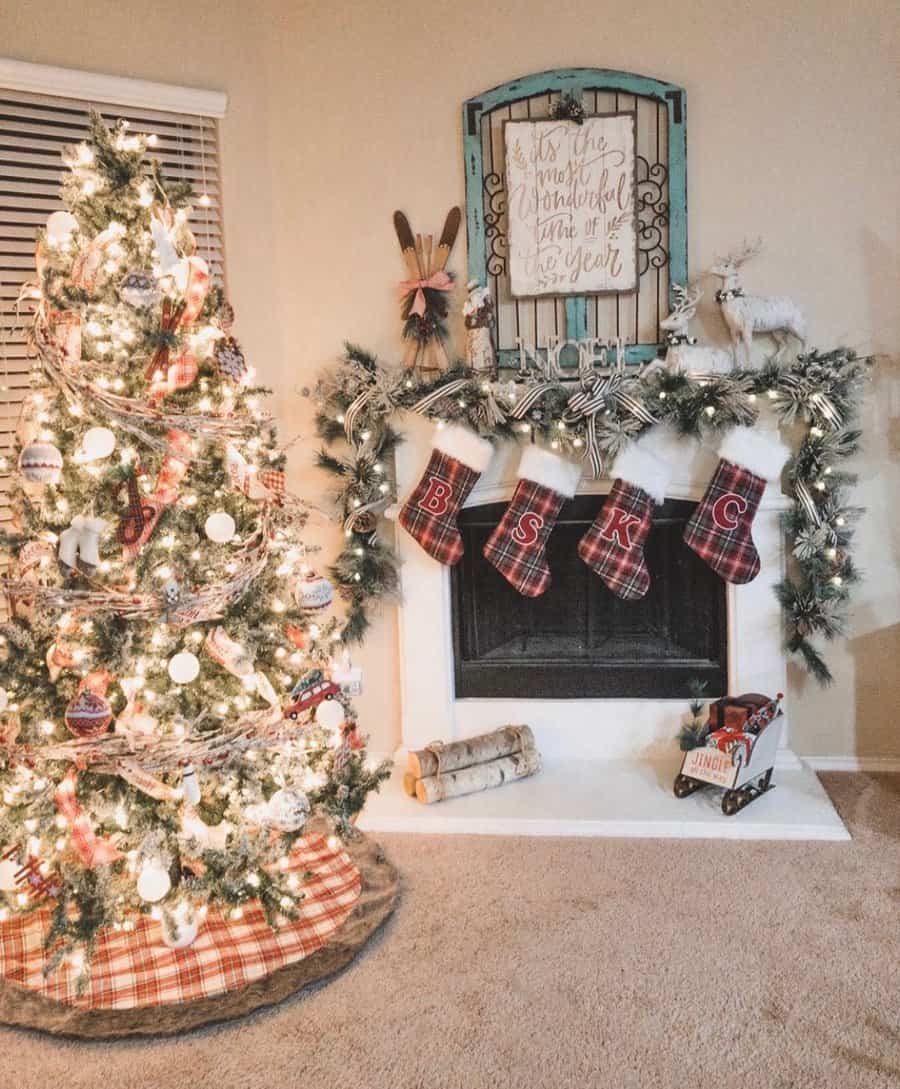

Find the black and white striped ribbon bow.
xmin=562 ymin=374 xmax=620 ymax=477
xmin=410 ymin=378 xmax=471 ymax=416
xmin=509 ymin=381 xmax=557 ymax=420
xmin=343 ymin=387 xmax=374 ymax=442
xmin=794 ymin=479 xmax=822 ymax=527
xmin=562 ymin=375 xmax=657 ymax=477
xmin=808 ymin=391 xmax=843 ymax=429
xmin=778 ymin=375 xmax=843 ymax=430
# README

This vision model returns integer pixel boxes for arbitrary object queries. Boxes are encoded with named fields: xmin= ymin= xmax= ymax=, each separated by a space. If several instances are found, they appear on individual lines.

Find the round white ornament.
xmin=0 ymin=857 xmax=19 ymax=892
xmin=266 ymin=787 xmax=311 ymax=833
xmin=293 ymin=570 xmax=334 ymax=614
xmin=18 ymin=442 xmax=63 ymax=485
xmin=80 ymin=426 xmax=116 ymax=462
xmin=160 ymin=910 xmax=199 ymax=950
xmin=315 ymin=697 xmax=346 ymax=731
xmin=46 ymin=210 xmax=78 ymax=245
xmin=204 ymin=511 xmax=236 ymax=543
xmin=137 ymin=861 xmax=171 ymax=903
xmin=168 ymin=652 xmax=200 ymax=685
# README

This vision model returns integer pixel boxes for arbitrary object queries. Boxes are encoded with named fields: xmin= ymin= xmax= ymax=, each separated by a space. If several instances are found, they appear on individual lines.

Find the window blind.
xmin=0 ymin=88 xmax=226 ymax=524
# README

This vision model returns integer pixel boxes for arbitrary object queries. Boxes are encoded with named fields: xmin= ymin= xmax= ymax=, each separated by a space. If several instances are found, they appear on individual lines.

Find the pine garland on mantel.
xmin=313 ymin=346 xmax=873 ymax=684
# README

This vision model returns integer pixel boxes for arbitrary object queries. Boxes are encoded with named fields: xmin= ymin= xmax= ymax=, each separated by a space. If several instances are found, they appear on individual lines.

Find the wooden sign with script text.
xmin=505 ymin=114 xmax=637 ymax=298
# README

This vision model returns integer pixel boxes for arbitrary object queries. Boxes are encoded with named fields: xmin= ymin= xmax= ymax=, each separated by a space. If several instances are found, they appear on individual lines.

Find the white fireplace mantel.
xmin=391 ymin=410 xmax=799 ymax=768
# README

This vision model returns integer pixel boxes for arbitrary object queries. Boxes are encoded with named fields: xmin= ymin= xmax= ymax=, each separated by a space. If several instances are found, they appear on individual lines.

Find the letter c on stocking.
xmin=712 ymin=492 xmax=748 ymax=531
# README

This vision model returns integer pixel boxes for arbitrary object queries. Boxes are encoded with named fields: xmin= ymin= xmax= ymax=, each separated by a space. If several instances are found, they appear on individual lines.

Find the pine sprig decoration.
xmin=677 ymin=680 xmax=710 ymax=751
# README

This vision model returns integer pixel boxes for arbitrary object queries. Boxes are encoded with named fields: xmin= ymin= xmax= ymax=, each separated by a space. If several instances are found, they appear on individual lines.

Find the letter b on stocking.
xmin=419 ymin=475 xmax=453 ymax=516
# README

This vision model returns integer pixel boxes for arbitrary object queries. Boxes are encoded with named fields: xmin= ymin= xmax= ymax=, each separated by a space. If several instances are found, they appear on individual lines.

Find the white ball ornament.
xmin=46 ymin=210 xmax=78 ymax=245
xmin=79 ymin=426 xmax=116 ymax=462
xmin=168 ymin=652 xmax=200 ymax=685
xmin=160 ymin=910 xmax=199 ymax=950
xmin=293 ymin=570 xmax=335 ymax=614
xmin=137 ymin=860 xmax=171 ymax=903
xmin=0 ymin=857 xmax=19 ymax=892
xmin=315 ymin=697 xmax=346 ymax=731
xmin=18 ymin=442 xmax=64 ymax=485
xmin=204 ymin=511 xmax=236 ymax=543
xmin=265 ymin=788 xmax=311 ymax=833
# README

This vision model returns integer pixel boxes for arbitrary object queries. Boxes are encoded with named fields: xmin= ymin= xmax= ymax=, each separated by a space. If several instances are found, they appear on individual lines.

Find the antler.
xmin=669 ymin=281 xmax=703 ymax=315
xmin=732 ymin=237 xmax=763 ymax=267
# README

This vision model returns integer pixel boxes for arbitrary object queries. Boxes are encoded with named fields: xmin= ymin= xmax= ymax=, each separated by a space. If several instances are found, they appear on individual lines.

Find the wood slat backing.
xmin=0 ymin=86 xmax=227 ymax=527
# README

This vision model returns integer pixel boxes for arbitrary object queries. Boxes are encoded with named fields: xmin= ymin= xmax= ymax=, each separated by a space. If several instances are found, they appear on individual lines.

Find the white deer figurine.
xmin=710 ymin=240 xmax=806 ymax=367
xmin=660 ymin=283 xmax=734 ymax=373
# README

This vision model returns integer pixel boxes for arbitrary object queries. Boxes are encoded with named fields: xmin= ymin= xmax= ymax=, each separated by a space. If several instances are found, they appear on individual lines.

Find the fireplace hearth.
xmin=451 ymin=496 xmax=727 ymax=700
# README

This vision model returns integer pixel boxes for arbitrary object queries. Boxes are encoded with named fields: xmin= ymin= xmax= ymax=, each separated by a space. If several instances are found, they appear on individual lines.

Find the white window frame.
xmin=0 ymin=58 xmax=227 ymax=118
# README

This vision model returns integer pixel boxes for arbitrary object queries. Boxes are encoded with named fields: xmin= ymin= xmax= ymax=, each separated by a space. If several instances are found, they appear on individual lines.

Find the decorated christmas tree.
xmin=0 ymin=115 xmax=388 ymax=983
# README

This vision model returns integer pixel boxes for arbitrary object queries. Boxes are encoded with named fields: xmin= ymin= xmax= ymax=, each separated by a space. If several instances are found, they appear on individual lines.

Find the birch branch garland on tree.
xmin=407 ymin=724 xmax=535 ymax=779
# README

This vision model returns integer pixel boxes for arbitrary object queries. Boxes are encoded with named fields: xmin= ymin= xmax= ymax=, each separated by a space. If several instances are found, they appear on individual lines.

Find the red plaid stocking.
xmin=683 ymin=427 xmax=789 ymax=584
xmin=578 ymin=439 xmax=671 ymax=600
xmin=399 ymin=425 xmax=493 ymax=566
xmin=484 ymin=446 xmax=580 ymax=597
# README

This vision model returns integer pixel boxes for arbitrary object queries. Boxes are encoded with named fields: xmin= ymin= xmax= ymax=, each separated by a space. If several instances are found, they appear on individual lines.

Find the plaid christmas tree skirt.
xmin=0 ymin=831 xmax=397 ymax=1037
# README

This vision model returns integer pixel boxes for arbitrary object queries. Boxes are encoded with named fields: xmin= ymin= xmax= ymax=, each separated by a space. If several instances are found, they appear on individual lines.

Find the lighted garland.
xmin=314 ymin=344 xmax=872 ymax=684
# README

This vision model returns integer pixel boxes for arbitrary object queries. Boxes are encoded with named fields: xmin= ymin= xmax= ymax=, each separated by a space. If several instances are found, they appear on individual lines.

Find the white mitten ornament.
xmin=78 ymin=516 xmax=107 ymax=574
xmin=58 ymin=515 xmax=106 ymax=575
xmin=58 ymin=515 xmax=86 ymax=575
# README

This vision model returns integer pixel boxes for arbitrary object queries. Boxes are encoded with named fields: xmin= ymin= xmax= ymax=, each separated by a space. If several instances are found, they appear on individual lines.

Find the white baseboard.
xmin=802 ymin=756 xmax=900 ymax=773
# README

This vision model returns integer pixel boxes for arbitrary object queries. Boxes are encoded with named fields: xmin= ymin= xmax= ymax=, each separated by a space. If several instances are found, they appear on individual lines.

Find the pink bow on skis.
xmin=397 ymin=271 xmax=453 ymax=317
xmin=54 ymin=770 xmax=123 ymax=868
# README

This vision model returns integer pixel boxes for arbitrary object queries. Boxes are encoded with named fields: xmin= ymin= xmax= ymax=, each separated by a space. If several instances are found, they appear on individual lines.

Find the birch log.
xmin=408 ymin=725 xmax=535 ymax=780
xmin=402 ymin=771 xmax=418 ymax=797
xmin=414 ymin=747 xmax=541 ymax=805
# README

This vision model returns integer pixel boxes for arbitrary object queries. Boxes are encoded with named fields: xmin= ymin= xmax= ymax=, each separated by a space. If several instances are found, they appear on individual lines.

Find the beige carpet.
xmin=2 ymin=773 xmax=897 ymax=1089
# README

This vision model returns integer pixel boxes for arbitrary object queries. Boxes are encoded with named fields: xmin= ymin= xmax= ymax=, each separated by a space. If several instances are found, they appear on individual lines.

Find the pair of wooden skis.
xmin=393 ymin=206 xmax=461 ymax=377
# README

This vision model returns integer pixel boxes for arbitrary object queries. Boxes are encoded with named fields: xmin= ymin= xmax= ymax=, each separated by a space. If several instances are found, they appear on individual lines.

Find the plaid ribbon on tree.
xmin=398 ymin=449 xmax=481 ymax=566
xmin=683 ymin=458 xmax=766 ymax=584
xmin=578 ymin=480 xmax=655 ymax=600
xmin=0 ymin=834 xmax=359 ymax=1010
xmin=483 ymin=479 xmax=566 ymax=597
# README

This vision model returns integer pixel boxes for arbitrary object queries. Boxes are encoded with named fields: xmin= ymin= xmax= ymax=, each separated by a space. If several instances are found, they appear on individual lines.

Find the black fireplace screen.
xmin=451 ymin=496 xmax=727 ymax=700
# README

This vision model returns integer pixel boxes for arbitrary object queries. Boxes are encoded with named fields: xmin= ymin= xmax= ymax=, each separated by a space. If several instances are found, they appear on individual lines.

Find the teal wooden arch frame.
xmin=463 ymin=68 xmax=687 ymax=367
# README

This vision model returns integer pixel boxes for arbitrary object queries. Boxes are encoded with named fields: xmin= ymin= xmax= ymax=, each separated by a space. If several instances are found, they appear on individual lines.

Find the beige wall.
xmin=5 ymin=0 xmax=898 ymax=758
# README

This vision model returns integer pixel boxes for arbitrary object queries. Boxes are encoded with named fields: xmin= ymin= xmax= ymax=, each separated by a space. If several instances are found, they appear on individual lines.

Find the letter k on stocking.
xmin=579 ymin=434 xmax=675 ymax=600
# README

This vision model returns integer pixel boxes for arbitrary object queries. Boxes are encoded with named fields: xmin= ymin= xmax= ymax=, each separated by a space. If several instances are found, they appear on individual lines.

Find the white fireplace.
xmin=359 ymin=411 xmax=848 ymax=840
xmin=392 ymin=410 xmax=797 ymax=765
